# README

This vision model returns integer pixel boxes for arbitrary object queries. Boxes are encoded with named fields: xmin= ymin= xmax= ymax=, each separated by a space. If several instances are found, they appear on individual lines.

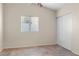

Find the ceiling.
xmin=42 ymin=3 xmax=66 ymax=10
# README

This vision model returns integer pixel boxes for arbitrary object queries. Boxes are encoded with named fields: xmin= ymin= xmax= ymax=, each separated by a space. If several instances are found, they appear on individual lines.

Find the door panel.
xmin=57 ymin=13 xmax=72 ymax=50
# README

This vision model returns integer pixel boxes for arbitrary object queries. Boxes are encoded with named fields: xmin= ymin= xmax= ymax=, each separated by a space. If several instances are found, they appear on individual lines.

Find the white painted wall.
xmin=3 ymin=4 xmax=57 ymax=48
xmin=0 ymin=3 xmax=3 ymax=51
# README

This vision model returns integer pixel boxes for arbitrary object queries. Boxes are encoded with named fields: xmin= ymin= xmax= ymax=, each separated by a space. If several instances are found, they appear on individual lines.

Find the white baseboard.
xmin=3 ymin=43 xmax=56 ymax=49
xmin=71 ymin=50 xmax=79 ymax=55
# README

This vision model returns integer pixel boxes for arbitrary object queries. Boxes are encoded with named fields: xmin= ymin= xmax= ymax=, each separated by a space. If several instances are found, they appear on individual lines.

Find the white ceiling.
xmin=42 ymin=3 xmax=66 ymax=10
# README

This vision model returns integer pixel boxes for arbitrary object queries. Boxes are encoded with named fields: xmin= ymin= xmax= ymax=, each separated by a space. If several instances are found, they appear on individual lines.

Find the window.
xmin=21 ymin=16 xmax=39 ymax=32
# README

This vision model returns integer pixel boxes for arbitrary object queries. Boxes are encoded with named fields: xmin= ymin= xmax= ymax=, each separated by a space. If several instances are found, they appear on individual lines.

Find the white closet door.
xmin=57 ymin=17 xmax=64 ymax=47
xmin=57 ymin=13 xmax=72 ymax=50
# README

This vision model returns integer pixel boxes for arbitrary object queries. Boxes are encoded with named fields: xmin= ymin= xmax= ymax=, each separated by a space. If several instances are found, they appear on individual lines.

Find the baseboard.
xmin=71 ymin=50 xmax=79 ymax=56
xmin=3 ymin=43 xmax=57 ymax=50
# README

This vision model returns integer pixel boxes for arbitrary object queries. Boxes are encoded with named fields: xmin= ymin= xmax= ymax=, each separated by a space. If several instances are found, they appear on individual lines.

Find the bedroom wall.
xmin=3 ymin=4 xmax=57 ymax=48
xmin=0 ymin=3 xmax=3 ymax=51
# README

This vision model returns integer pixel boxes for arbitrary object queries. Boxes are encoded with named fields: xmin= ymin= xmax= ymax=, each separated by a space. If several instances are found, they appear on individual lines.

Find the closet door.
xmin=57 ymin=13 xmax=72 ymax=50
xmin=57 ymin=17 xmax=64 ymax=47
